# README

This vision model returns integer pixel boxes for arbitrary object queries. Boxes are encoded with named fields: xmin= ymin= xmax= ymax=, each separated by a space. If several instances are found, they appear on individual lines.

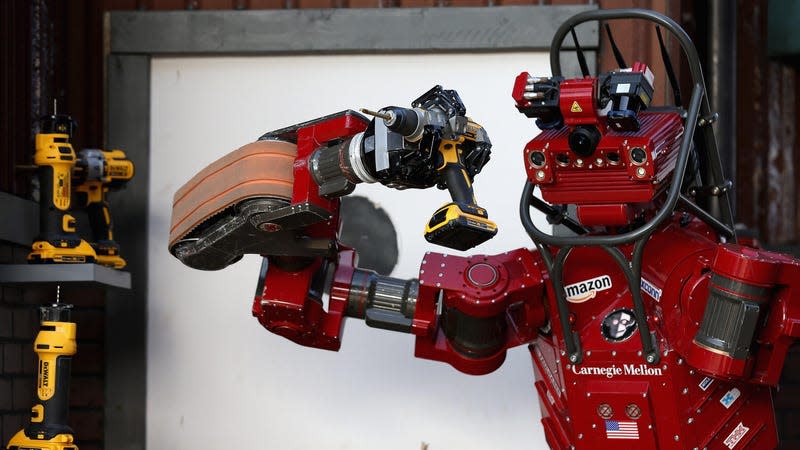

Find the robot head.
xmin=513 ymin=62 xmax=680 ymax=228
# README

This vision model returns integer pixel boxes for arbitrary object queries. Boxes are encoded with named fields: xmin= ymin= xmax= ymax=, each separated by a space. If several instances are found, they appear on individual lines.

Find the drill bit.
xmin=360 ymin=108 xmax=392 ymax=121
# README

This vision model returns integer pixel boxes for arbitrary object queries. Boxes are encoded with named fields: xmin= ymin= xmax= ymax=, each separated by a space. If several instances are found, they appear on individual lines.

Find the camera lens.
xmin=630 ymin=147 xmax=647 ymax=165
xmin=529 ymin=151 xmax=546 ymax=168
xmin=568 ymin=125 xmax=601 ymax=157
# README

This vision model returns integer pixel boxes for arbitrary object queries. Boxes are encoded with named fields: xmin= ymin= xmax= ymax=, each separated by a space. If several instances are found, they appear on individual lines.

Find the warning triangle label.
xmin=570 ymin=101 xmax=583 ymax=113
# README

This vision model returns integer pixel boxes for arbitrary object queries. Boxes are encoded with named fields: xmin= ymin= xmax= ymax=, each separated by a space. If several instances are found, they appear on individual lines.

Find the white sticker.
xmin=720 ymin=388 xmax=741 ymax=409
xmin=640 ymin=277 xmax=662 ymax=302
xmin=616 ymin=83 xmax=632 ymax=94
xmin=699 ymin=376 xmax=714 ymax=391
xmin=565 ymin=275 xmax=613 ymax=303
xmin=724 ymin=422 xmax=750 ymax=449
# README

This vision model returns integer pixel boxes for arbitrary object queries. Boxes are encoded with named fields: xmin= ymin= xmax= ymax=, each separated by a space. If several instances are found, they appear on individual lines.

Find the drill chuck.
xmin=41 ymin=303 xmax=72 ymax=322
xmin=382 ymin=107 xmax=426 ymax=141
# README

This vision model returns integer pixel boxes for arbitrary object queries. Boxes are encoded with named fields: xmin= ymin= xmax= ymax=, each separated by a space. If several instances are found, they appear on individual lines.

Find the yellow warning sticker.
xmin=570 ymin=101 xmax=583 ymax=113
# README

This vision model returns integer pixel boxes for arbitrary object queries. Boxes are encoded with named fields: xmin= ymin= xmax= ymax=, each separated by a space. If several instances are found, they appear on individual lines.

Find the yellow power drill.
xmin=362 ymin=92 xmax=498 ymax=251
xmin=73 ymin=148 xmax=135 ymax=269
xmin=422 ymin=117 xmax=498 ymax=251
xmin=6 ymin=296 xmax=78 ymax=450
xmin=28 ymin=114 xmax=96 ymax=264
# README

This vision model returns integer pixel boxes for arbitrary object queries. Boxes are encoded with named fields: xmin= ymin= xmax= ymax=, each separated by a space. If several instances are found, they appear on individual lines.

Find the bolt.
xmin=674 ymin=435 xmax=680 ymax=442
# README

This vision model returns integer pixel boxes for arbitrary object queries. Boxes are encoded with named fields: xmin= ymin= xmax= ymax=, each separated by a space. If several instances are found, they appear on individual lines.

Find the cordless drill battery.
xmin=424 ymin=202 xmax=497 ymax=251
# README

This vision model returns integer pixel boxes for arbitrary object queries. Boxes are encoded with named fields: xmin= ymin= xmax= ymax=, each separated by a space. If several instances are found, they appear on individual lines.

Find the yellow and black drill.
xmin=28 ymin=114 xmax=96 ymax=264
xmin=73 ymin=148 xmax=135 ymax=269
xmin=6 ymin=294 xmax=78 ymax=450
xmin=421 ymin=117 xmax=498 ymax=251
xmin=361 ymin=91 xmax=498 ymax=251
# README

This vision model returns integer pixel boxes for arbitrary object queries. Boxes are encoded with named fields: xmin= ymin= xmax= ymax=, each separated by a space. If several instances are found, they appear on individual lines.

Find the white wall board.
xmin=149 ymin=53 xmax=551 ymax=449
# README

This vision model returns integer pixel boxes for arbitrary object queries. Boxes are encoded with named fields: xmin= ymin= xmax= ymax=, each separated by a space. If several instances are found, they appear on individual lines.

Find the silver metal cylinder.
xmin=346 ymin=268 xmax=418 ymax=333
xmin=309 ymin=132 xmax=375 ymax=198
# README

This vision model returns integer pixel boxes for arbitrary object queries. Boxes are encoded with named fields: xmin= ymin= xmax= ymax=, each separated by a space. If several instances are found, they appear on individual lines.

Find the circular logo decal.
xmin=601 ymin=308 xmax=638 ymax=342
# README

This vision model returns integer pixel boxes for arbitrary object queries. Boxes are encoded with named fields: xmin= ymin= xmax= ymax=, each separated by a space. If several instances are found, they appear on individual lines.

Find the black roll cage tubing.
xmin=519 ymin=9 xmax=737 ymax=366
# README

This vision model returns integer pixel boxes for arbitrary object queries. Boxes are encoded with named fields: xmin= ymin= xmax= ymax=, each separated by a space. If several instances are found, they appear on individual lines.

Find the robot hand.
xmin=168 ymin=86 xmax=498 ymax=272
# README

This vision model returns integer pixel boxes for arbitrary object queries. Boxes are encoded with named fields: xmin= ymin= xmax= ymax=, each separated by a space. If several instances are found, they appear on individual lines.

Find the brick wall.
xmin=0 ymin=241 xmax=105 ymax=450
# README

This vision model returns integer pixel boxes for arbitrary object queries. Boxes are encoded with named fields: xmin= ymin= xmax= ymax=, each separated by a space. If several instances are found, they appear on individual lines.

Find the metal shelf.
xmin=0 ymin=263 xmax=131 ymax=289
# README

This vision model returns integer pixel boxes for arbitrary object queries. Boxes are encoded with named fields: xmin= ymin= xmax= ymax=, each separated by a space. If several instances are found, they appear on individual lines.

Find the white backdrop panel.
xmin=149 ymin=53 xmax=551 ymax=449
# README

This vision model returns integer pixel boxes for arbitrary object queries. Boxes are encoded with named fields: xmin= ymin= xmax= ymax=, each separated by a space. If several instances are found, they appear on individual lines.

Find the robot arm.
xmin=252 ymin=246 xmax=548 ymax=375
xmin=168 ymin=86 xmax=498 ymax=273
xmin=169 ymin=86 xmax=546 ymax=375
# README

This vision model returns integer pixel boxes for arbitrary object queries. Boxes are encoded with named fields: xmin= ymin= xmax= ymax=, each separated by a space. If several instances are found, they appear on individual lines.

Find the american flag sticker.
xmin=605 ymin=420 xmax=639 ymax=439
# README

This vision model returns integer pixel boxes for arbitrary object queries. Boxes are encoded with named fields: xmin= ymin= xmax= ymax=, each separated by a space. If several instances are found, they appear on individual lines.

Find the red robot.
xmin=168 ymin=9 xmax=800 ymax=450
